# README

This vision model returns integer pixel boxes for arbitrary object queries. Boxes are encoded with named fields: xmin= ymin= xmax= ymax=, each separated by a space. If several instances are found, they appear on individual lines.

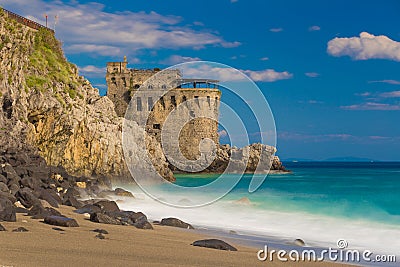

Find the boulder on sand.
xmin=90 ymin=212 xmax=121 ymax=225
xmin=44 ymin=216 xmax=79 ymax=227
xmin=191 ymin=239 xmax=237 ymax=251
xmin=93 ymin=200 xmax=120 ymax=213
xmin=160 ymin=218 xmax=194 ymax=229
xmin=16 ymin=188 xmax=40 ymax=208
xmin=0 ymin=197 xmax=16 ymax=222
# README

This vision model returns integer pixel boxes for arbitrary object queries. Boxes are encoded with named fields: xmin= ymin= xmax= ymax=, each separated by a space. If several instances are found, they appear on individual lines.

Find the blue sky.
xmin=2 ymin=0 xmax=400 ymax=160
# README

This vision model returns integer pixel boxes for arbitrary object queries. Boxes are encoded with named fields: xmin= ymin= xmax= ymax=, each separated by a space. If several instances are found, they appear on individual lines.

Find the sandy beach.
xmin=0 ymin=206 xmax=351 ymax=267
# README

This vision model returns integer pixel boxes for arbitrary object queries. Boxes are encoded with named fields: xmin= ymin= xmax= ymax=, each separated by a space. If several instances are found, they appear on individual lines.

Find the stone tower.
xmin=106 ymin=58 xmax=221 ymax=161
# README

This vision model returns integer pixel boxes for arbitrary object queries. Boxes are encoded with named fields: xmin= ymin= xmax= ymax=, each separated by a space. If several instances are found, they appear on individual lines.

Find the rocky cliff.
xmin=0 ymin=10 xmax=174 ymax=182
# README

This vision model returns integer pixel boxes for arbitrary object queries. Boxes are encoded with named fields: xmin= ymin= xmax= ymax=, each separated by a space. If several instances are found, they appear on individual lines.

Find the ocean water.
xmin=116 ymin=162 xmax=400 ymax=257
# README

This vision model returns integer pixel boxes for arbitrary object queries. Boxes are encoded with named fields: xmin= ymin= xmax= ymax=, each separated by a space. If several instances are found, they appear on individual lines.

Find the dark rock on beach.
xmin=39 ymin=189 xmax=60 ymax=208
xmin=294 ymin=238 xmax=306 ymax=247
xmin=114 ymin=188 xmax=134 ymax=198
xmin=44 ymin=216 xmax=79 ymax=227
xmin=90 ymin=212 xmax=121 ymax=225
xmin=160 ymin=218 xmax=194 ymax=229
xmin=0 ymin=197 xmax=16 ymax=222
xmin=93 ymin=229 xmax=109 ymax=234
xmin=134 ymin=220 xmax=153 ymax=230
xmin=12 ymin=227 xmax=29 ymax=232
xmin=74 ymin=204 xmax=102 ymax=215
xmin=94 ymin=200 xmax=120 ymax=213
xmin=0 ymin=182 xmax=9 ymax=192
xmin=16 ymin=188 xmax=40 ymax=208
xmin=192 ymin=239 xmax=238 ymax=251
xmin=29 ymin=205 xmax=62 ymax=219
xmin=90 ymin=210 xmax=153 ymax=229
xmin=0 ymin=191 xmax=17 ymax=204
xmin=63 ymin=188 xmax=84 ymax=208
xmin=95 ymin=233 xmax=106 ymax=239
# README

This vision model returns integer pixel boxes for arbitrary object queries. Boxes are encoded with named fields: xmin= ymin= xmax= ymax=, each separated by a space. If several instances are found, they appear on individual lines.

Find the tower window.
xmin=153 ymin=124 xmax=161 ymax=130
xmin=148 ymin=97 xmax=153 ymax=111
xmin=207 ymin=95 xmax=210 ymax=105
xmin=171 ymin=95 xmax=176 ymax=106
xmin=137 ymin=97 xmax=142 ymax=111
xmin=160 ymin=97 xmax=165 ymax=109
xmin=182 ymin=95 xmax=187 ymax=103
xmin=162 ymin=84 xmax=167 ymax=89
xmin=148 ymin=84 xmax=153 ymax=89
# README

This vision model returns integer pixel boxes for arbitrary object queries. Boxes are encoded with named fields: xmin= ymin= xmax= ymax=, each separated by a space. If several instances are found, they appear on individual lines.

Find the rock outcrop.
xmin=170 ymin=143 xmax=288 ymax=174
xmin=0 ymin=11 xmax=174 ymax=182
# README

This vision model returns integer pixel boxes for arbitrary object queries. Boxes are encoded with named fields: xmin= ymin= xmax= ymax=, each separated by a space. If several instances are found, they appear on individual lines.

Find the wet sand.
xmin=0 ymin=206 xmax=350 ymax=267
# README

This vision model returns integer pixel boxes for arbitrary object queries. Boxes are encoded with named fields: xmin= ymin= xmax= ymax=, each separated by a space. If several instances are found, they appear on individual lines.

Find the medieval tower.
xmin=106 ymin=58 xmax=221 ymax=161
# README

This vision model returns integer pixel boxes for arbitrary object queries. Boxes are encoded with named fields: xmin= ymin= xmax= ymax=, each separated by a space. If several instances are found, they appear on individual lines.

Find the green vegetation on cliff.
xmin=27 ymin=28 xmax=79 ymax=98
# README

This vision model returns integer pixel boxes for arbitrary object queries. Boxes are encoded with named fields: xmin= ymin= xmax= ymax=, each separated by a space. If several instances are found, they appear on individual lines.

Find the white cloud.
xmin=327 ymin=32 xmax=400 ymax=61
xmin=309 ymin=25 xmax=320 ymax=31
xmin=305 ymin=72 xmax=320 ymax=78
xmin=220 ymin=41 xmax=241 ymax=48
xmin=270 ymin=28 xmax=283 ymax=33
xmin=66 ymin=44 xmax=122 ymax=56
xmin=341 ymin=102 xmax=400 ymax=110
xmin=368 ymin=80 xmax=400 ymax=85
xmin=2 ymin=0 xmax=240 ymax=56
xmin=79 ymin=65 xmax=106 ymax=74
xmin=308 ymin=100 xmax=324 ymax=104
xmin=160 ymin=55 xmax=201 ymax=65
xmin=218 ymin=130 xmax=228 ymax=137
xmin=243 ymin=69 xmax=293 ymax=82
xmin=260 ymin=57 xmax=269 ymax=61
xmin=181 ymin=65 xmax=244 ymax=81
xmin=355 ymin=92 xmax=371 ymax=97
xmin=180 ymin=64 xmax=292 ymax=82
xmin=380 ymin=91 xmax=400 ymax=98
xmin=193 ymin=21 xmax=204 ymax=26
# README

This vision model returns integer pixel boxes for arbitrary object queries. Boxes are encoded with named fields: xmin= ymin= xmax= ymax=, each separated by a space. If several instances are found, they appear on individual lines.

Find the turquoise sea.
xmin=117 ymin=162 xmax=400 ymax=257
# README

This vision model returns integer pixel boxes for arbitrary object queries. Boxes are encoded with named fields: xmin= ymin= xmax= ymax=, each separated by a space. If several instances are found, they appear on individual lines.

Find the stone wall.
xmin=106 ymin=59 xmax=221 ymax=163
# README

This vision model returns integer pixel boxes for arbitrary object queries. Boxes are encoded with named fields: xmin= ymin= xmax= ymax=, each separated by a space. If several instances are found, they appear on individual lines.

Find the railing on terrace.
xmin=2 ymin=7 xmax=54 ymax=33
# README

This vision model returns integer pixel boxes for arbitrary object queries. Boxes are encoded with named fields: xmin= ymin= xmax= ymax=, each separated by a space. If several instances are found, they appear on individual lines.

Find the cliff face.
xmin=0 ymin=11 xmax=174 ymax=182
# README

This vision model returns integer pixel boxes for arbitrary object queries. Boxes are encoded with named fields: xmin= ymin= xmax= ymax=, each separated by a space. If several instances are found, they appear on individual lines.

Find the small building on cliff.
xmin=106 ymin=58 xmax=221 ymax=161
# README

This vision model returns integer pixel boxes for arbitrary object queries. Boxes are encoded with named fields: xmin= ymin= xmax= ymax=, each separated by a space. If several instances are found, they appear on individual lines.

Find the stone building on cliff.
xmin=106 ymin=57 xmax=221 ymax=161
